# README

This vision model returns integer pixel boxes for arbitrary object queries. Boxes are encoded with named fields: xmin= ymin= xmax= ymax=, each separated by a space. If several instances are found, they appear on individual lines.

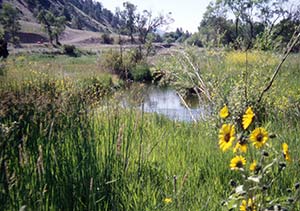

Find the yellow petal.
xmin=242 ymin=107 xmax=255 ymax=130
xmin=220 ymin=105 xmax=229 ymax=119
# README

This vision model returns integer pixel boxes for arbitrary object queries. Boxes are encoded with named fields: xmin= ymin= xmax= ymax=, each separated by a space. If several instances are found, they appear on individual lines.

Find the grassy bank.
xmin=0 ymin=51 xmax=299 ymax=210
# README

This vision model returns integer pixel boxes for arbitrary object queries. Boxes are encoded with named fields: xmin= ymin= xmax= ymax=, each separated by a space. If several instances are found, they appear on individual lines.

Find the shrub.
xmin=101 ymin=50 xmax=123 ymax=74
xmin=185 ymin=33 xmax=203 ymax=47
xmin=101 ymin=49 xmax=144 ymax=80
xmin=80 ymin=75 xmax=114 ymax=101
xmin=63 ymin=44 xmax=77 ymax=56
xmin=130 ymin=63 xmax=152 ymax=82
xmin=101 ymin=33 xmax=113 ymax=44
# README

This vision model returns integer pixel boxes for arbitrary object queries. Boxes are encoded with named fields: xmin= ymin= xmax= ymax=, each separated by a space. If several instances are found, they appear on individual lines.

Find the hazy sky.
xmin=98 ymin=0 xmax=212 ymax=32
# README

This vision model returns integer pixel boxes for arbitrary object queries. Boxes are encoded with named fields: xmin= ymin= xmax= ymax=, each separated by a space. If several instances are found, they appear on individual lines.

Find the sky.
xmin=97 ymin=0 xmax=212 ymax=33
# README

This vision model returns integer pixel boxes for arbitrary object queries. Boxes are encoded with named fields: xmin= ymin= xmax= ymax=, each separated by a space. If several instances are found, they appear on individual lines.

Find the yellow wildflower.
xmin=282 ymin=143 xmax=291 ymax=162
xmin=242 ymin=107 xmax=255 ymax=130
xmin=249 ymin=127 xmax=268 ymax=148
xmin=230 ymin=155 xmax=246 ymax=170
xmin=233 ymin=138 xmax=248 ymax=153
xmin=249 ymin=160 xmax=257 ymax=172
xmin=219 ymin=105 xmax=229 ymax=119
xmin=240 ymin=198 xmax=256 ymax=211
xmin=164 ymin=198 xmax=172 ymax=204
xmin=219 ymin=124 xmax=235 ymax=152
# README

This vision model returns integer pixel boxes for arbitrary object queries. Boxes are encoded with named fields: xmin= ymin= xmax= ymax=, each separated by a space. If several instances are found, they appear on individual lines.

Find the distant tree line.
xmin=193 ymin=0 xmax=300 ymax=51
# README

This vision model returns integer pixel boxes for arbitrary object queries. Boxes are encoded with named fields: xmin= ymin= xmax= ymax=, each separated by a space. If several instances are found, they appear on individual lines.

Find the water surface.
xmin=118 ymin=84 xmax=209 ymax=122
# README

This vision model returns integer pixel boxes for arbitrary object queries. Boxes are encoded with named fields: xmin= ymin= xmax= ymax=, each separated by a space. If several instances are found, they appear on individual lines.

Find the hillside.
xmin=2 ymin=0 xmax=122 ymax=45
xmin=4 ymin=0 xmax=118 ymax=32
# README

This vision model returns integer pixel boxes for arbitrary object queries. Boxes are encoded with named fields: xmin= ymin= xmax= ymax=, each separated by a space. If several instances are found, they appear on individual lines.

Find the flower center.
xmin=236 ymin=161 xmax=243 ymax=168
xmin=256 ymin=134 xmax=263 ymax=142
xmin=225 ymin=133 xmax=230 ymax=142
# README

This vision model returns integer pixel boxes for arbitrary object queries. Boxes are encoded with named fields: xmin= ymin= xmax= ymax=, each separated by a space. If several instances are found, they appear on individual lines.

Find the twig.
xmin=177 ymin=92 xmax=197 ymax=123
xmin=257 ymin=26 xmax=300 ymax=103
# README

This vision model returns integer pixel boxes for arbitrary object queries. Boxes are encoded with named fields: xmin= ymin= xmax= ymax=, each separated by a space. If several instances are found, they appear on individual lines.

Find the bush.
xmin=185 ymin=33 xmax=203 ymax=47
xmin=63 ymin=45 xmax=77 ymax=56
xmin=101 ymin=33 xmax=113 ymax=44
xmin=130 ymin=63 xmax=152 ymax=82
xmin=101 ymin=50 xmax=123 ymax=73
xmin=80 ymin=75 xmax=114 ymax=100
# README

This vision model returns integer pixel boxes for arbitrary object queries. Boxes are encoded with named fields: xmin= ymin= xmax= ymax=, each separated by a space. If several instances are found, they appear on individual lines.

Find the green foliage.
xmin=101 ymin=48 xmax=147 ymax=80
xmin=199 ymin=0 xmax=299 ymax=50
xmin=130 ymin=63 xmax=152 ymax=82
xmin=163 ymin=28 xmax=191 ymax=44
xmin=0 ymin=3 xmax=21 ymax=45
xmin=37 ymin=10 xmax=66 ymax=45
xmin=118 ymin=2 xmax=172 ymax=44
xmin=80 ymin=75 xmax=114 ymax=99
xmin=101 ymin=49 xmax=124 ymax=74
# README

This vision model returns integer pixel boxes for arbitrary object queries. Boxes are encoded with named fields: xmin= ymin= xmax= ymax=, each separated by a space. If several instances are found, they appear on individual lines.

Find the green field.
xmin=0 ymin=49 xmax=300 ymax=210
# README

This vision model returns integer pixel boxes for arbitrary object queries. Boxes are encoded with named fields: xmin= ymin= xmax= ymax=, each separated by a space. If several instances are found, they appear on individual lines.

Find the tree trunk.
xmin=55 ymin=34 xmax=61 ymax=46
xmin=235 ymin=17 xmax=239 ymax=38
xmin=46 ymin=25 xmax=53 ymax=45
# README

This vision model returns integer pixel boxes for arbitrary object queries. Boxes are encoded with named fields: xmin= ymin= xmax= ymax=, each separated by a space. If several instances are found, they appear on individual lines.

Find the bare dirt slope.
xmin=19 ymin=21 xmax=106 ymax=45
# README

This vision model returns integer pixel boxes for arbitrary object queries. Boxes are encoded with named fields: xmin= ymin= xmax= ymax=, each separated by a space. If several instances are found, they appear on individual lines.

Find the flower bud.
xmin=230 ymin=179 xmax=237 ymax=187
xmin=279 ymin=162 xmax=286 ymax=170
xmin=287 ymin=197 xmax=294 ymax=203
xmin=295 ymin=182 xmax=300 ymax=190
xmin=262 ymin=150 xmax=269 ymax=157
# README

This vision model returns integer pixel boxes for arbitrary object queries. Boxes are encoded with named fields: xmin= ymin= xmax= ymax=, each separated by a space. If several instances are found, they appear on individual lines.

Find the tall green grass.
xmin=0 ymin=52 xmax=299 ymax=210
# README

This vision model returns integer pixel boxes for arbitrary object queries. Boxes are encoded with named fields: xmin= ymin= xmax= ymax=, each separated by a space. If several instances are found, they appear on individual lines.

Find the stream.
xmin=117 ymin=84 xmax=209 ymax=122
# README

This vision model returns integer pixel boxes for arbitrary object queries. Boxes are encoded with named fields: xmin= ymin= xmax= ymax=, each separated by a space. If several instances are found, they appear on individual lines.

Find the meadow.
xmin=0 ymin=48 xmax=300 ymax=210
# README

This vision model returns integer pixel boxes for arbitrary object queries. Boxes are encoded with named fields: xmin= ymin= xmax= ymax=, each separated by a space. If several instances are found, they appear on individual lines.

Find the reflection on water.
xmin=119 ymin=84 xmax=209 ymax=122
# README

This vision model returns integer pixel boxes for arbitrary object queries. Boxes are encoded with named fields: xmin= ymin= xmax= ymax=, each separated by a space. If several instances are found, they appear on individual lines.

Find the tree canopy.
xmin=37 ymin=10 xmax=66 ymax=45
xmin=0 ymin=3 xmax=21 ymax=45
xmin=197 ymin=0 xmax=300 ymax=50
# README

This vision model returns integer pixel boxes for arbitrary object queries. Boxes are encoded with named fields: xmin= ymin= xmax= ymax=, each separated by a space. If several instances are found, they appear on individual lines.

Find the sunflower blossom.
xmin=242 ymin=107 xmax=255 ymax=130
xmin=219 ymin=105 xmax=229 ymax=119
xmin=249 ymin=127 xmax=268 ymax=148
xmin=233 ymin=139 xmax=248 ymax=153
xmin=240 ymin=198 xmax=256 ymax=211
xmin=219 ymin=124 xmax=235 ymax=152
xmin=282 ymin=143 xmax=291 ymax=162
xmin=230 ymin=155 xmax=246 ymax=170
xmin=249 ymin=160 xmax=257 ymax=172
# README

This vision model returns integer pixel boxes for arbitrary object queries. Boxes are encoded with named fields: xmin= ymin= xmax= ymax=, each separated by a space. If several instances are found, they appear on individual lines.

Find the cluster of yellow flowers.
xmin=225 ymin=51 xmax=278 ymax=66
xmin=218 ymin=105 xmax=292 ymax=210
xmin=219 ymin=105 xmax=291 ymax=171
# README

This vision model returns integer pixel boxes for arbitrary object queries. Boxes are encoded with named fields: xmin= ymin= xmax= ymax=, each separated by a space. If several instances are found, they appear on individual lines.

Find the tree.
xmin=120 ymin=2 xmax=137 ymax=43
xmin=52 ymin=16 xmax=66 ymax=45
xmin=118 ymin=2 xmax=173 ymax=44
xmin=37 ymin=10 xmax=66 ymax=45
xmin=199 ymin=0 xmax=294 ymax=49
xmin=0 ymin=3 xmax=21 ymax=45
xmin=0 ymin=29 xmax=9 ymax=58
xmin=136 ymin=10 xmax=173 ymax=44
xmin=198 ymin=1 xmax=235 ymax=47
